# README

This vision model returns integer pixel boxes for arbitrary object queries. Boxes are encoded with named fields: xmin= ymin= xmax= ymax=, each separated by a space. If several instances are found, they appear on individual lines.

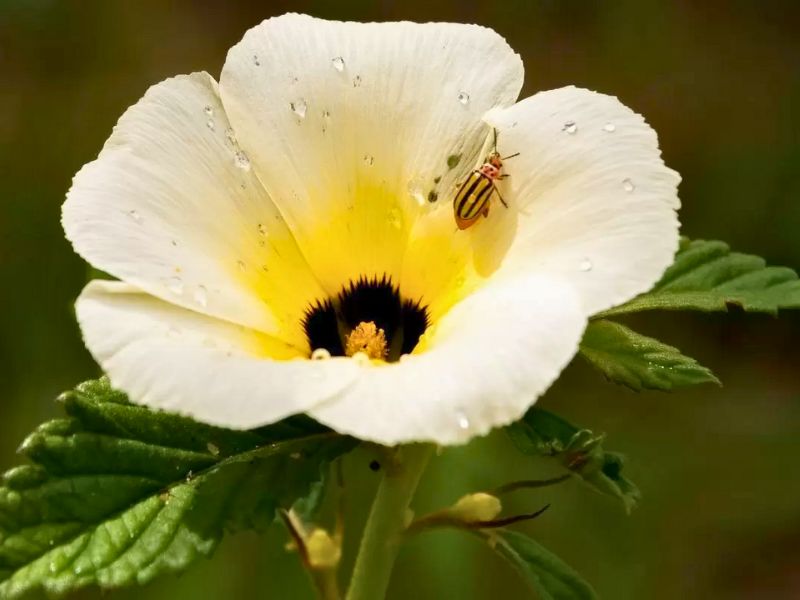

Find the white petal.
xmin=63 ymin=72 xmax=324 ymax=348
xmin=484 ymin=86 xmax=681 ymax=315
xmin=309 ymin=275 xmax=585 ymax=445
xmin=76 ymin=281 xmax=359 ymax=429
xmin=219 ymin=14 xmax=523 ymax=291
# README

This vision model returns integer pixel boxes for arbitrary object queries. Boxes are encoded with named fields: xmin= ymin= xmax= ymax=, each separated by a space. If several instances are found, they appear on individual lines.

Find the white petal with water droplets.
xmin=76 ymin=281 xmax=359 ymax=429
xmin=484 ymin=86 xmax=681 ymax=315
xmin=62 ymin=72 xmax=324 ymax=348
xmin=310 ymin=275 xmax=585 ymax=445
xmin=219 ymin=14 xmax=523 ymax=291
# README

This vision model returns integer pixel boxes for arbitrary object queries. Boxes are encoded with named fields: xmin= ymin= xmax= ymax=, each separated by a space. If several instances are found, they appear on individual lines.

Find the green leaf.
xmin=579 ymin=320 xmax=720 ymax=391
xmin=0 ymin=378 xmax=356 ymax=598
xmin=602 ymin=238 xmax=800 ymax=316
xmin=483 ymin=529 xmax=597 ymax=599
xmin=507 ymin=409 xmax=640 ymax=512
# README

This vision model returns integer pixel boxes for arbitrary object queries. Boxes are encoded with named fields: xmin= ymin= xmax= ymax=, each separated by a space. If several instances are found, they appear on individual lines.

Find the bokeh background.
xmin=1 ymin=1 xmax=799 ymax=598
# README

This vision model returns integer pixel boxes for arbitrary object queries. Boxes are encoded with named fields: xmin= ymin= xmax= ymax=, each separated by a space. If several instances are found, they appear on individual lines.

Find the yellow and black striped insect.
xmin=453 ymin=139 xmax=519 ymax=230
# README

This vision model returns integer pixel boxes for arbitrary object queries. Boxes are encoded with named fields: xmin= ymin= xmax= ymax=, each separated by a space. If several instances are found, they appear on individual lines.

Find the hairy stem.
xmin=345 ymin=443 xmax=434 ymax=600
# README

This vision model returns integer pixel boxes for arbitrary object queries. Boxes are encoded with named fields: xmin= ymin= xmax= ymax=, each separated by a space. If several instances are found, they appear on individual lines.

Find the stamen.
xmin=345 ymin=321 xmax=388 ymax=360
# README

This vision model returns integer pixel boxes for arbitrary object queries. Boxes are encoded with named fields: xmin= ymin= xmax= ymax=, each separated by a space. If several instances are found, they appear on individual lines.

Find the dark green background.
xmin=1 ymin=1 xmax=799 ymax=598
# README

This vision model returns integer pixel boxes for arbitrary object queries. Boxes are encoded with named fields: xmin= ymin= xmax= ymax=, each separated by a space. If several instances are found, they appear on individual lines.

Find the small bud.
xmin=448 ymin=493 xmax=502 ymax=523
xmin=306 ymin=528 xmax=341 ymax=569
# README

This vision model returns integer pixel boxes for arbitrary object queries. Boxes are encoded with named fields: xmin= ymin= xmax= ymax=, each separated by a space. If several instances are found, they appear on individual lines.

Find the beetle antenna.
xmin=501 ymin=152 xmax=520 ymax=161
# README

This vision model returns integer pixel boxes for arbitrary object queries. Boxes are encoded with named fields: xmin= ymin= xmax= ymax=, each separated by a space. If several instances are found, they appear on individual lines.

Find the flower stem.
xmin=345 ymin=443 xmax=434 ymax=600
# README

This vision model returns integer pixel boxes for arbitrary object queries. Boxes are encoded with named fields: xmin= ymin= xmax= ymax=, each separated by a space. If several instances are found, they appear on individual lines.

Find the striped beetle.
xmin=453 ymin=134 xmax=519 ymax=230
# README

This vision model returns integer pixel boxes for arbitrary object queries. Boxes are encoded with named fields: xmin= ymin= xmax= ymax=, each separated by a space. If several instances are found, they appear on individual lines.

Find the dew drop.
xmin=456 ymin=411 xmax=470 ymax=430
xmin=290 ymin=99 xmax=308 ymax=119
xmin=457 ymin=91 xmax=470 ymax=105
xmin=203 ymin=105 xmax=213 ymax=116
xmin=388 ymin=206 xmax=403 ymax=230
xmin=579 ymin=258 xmax=593 ymax=272
xmin=311 ymin=348 xmax=331 ymax=360
xmin=236 ymin=259 xmax=247 ymax=272
xmin=563 ymin=121 xmax=578 ymax=134
xmin=206 ymin=119 xmax=215 ymax=131
xmin=603 ymin=122 xmax=616 ymax=132
xmin=127 ymin=209 xmax=142 ymax=222
xmin=407 ymin=178 xmax=426 ymax=206
xmin=352 ymin=75 xmax=362 ymax=87
xmin=166 ymin=276 xmax=183 ymax=295
xmin=331 ymin=56 xmax=345 ymax=72
xmin=234 ymin=150 xmax=251 ymax=171
xmin=193 ymin=285 xmax=208 ymax=307
xmin=352 ymin=352 xmax=370 ymax=366
xmin=622 ymin=178 xmax=635 ymax=193
xmin=225 ymin=127 xmax=237 ymax=145
xmin=363 ymin=154 xmax=374 ymax=166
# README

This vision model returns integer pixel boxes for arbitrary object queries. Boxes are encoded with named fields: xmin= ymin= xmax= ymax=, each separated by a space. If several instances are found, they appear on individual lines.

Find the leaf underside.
xmin=579 ymin=319 xmax=720 ymax=392
xmin=0 ymin=378 xmax=355 ymax=598
xmin=506 ymin=408 xmax=640 ymax=512
xmin=602 ymin=238 xmax=800 ymax=316
xmin=484 ymin=529 xmax=598 ymax=600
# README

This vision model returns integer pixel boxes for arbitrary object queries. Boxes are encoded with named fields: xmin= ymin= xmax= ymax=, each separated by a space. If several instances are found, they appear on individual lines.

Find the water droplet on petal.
xmin=456 ymin=411 xmax=470 ymax=430
xmin=388 ymin=206 xmax=403 ymax=230
xmin=407 ymin=178 xmax=426 ymax=206
xmin=622 ymin=178 xmax=635 ymax=193
xmin=236 ymin=259 xmax=246 ymax=272
xmin=290 ymin=99 xmax=307 ymax=119
xmin=352 ymin=75 xmax=362 ymax=87
xmin=127 ymin=209 xmax=141 ymax=222
xmin=331 ymin=56 xmax=345 ymax=72
xmin=363 ymin=154 xmax=374 ymax=166
xmin=166 ymin=276 xmax=183 ymax=295
xmin=193 ymin=285 xmax=208 ymax=307
xmin=225 ymin=127 xmax=237 ymax=145
xmin=235 ymin=150 xmax=251 ymax=171
xmin=603 ymin=122 xmax=616 ymax=132
xmin=563 ymin=121 xmax=578 ymax=134
xmin=206 ymin=119 xmax=215 ymax=131
xmin=352 ymin=352 xmax=370 ymax=366
xmin=457 ymin=91 xmax=470 ymax=105
xmin=579 ymin=258 xmax=593 ymax=272
xmin=311 ymin=348 xmax=331 ymax=360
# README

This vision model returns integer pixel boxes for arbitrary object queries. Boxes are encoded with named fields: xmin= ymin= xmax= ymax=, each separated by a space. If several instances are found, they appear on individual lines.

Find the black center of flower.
xmin=302 ymin=275 xmax=429 ymax=362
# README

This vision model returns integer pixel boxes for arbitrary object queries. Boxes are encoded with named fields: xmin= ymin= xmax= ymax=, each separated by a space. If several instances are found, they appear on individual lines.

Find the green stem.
xmin=345 ymin=443 xmax=434 ymax=600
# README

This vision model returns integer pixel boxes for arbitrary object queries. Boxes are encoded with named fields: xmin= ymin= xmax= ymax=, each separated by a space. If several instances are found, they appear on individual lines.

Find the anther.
xmin=345 ymin=321 xmax=388 ymax=360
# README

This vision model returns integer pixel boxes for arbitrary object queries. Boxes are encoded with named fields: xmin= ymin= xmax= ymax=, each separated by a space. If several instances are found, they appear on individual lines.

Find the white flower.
xmin=63 ymin=14 xmax=680 ymax=446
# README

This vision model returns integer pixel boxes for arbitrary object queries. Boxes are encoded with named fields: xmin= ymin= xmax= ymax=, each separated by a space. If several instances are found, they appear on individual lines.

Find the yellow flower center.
xmin=344 ymin=321 xmax=388 ymax=360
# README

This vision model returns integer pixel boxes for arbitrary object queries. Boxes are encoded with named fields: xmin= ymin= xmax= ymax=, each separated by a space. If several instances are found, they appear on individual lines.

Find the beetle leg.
xmin=493 ymin=187 xmax=509 ymax=208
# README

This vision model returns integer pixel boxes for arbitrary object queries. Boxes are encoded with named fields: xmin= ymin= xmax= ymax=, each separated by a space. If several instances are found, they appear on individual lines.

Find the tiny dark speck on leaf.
xmin=369 ymin=460 xmax=381 ymax=472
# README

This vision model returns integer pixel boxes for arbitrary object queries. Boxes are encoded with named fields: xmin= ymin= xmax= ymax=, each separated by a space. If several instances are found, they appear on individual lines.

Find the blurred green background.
xmin=1 ymin=1 xmax=799 ymax=598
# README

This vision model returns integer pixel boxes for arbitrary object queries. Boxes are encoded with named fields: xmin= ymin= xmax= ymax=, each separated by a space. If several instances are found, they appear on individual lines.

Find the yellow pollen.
xmin=345 ymin=321 xmax=388 ymax=360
